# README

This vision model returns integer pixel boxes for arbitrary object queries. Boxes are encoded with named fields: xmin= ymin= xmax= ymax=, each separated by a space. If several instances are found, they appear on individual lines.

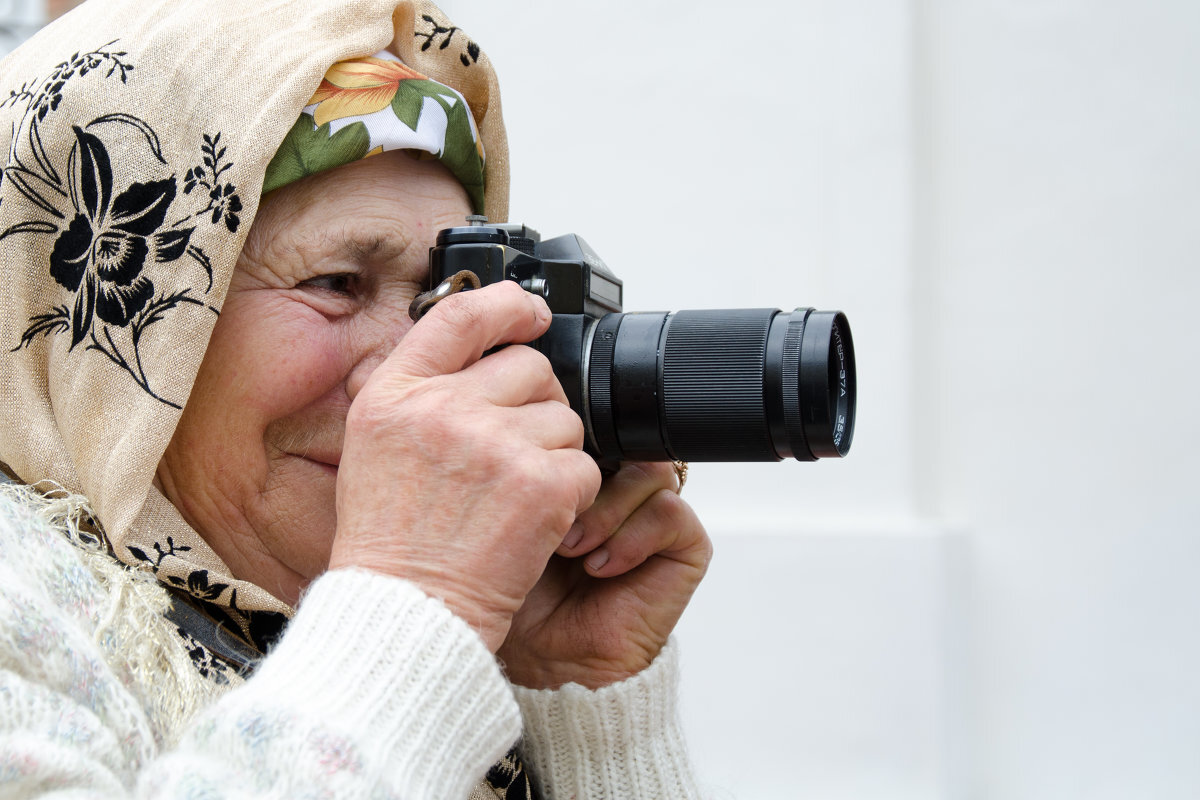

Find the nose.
xmin=345 ymin=304 xmax=415 ymax=402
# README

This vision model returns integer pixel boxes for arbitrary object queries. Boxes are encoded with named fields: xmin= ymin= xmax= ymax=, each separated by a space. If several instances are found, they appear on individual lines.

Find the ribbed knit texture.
xmin=513 ymin=642 xmax=704 ymax=799
xmin=0 ymin=488 xmax=521 ymax=799
xmin=0 ymin=485 xmax=702 ymax=798
xmin=163 ymin=570 xmax=523 ymax=799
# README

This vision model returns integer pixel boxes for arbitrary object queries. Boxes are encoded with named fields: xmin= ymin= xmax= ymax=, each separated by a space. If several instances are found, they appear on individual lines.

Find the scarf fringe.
xmin=0 ymin=480 xmax=230 ymax=746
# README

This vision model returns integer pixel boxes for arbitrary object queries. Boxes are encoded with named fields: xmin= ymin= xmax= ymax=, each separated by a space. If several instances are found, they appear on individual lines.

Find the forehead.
xmin=248 ymin=152 xmax=473 ymax=266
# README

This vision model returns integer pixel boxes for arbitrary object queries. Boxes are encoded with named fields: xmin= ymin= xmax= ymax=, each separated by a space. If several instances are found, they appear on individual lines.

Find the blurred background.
xmin=8 ymin=1 xmax=1199 ymax=797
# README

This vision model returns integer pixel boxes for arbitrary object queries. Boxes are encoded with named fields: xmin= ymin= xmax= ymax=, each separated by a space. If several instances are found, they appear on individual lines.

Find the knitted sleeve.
xmin=512 ymin=641 xmax=705 ymax=799
xmin=146 ymin=570 xmax=523 ymax=798
xmin=0 ymin=489 xmax=522 ymax=800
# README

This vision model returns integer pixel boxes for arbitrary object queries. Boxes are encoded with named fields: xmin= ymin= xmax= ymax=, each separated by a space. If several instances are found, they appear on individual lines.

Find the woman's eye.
xmin=301 ymin=273 xmax=357 ymax=296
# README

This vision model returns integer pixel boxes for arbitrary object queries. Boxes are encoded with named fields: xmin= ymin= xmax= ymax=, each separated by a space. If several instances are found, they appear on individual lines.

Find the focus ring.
xmin=661 ymin=310 xmax=775 ymax=461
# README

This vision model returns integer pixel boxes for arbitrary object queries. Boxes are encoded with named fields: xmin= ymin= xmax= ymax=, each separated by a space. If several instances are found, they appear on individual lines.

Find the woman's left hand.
xmin=497 ymin=461 xmax=712 ymax=689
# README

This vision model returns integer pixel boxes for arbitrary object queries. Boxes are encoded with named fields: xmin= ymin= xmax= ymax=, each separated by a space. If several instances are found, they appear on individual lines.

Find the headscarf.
xmin=0 ymin=0 xmax=508 ymax=647
xmin=265 ymin=50 xmax=488 ymax=212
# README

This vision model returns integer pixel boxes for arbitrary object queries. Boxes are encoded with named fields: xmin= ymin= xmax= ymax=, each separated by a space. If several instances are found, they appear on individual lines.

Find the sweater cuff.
xmin=512 ymin=639 xmax=701 ymax=799
xmin=238 ymin=568 xmax=521 ymax=797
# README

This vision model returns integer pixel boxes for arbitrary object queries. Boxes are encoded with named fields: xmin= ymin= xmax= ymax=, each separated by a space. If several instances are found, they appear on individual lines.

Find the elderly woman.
xmin=0 ymin=1 xmax=711 ymax=798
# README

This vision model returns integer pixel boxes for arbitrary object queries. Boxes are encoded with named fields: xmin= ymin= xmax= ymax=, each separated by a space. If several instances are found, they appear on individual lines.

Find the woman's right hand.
xmin=328 ymin=281 xmax=602 ymax=652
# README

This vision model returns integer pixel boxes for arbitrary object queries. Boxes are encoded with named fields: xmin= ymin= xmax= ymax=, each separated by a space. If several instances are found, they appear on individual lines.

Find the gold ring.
xmin=672 ymin=460 xmax=689 ymax=494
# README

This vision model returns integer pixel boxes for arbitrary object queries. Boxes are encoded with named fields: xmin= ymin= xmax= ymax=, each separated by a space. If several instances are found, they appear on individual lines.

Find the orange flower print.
xmin=308 ymin=57 xmax=428 ymax=126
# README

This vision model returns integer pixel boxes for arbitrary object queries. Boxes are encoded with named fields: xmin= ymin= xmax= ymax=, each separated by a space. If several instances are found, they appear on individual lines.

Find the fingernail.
xmin=562 ymin=522 xmax=584 ymax=550
xmin=586 ymin=548 xmax=610 ymax=572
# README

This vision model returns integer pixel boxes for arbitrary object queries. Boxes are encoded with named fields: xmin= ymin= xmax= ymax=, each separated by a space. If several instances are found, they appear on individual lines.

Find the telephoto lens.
xmin=582 ymin=308 xmax=855 ymax=463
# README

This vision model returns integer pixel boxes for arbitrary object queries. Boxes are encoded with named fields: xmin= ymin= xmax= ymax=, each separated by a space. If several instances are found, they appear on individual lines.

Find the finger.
xmin=581 ymin=489 xmax=711 ymax=579
xmin=490 ymin=399 xmax=586 ymax=452
xmin=558 ymin=461 xmax=677 ymax=555
xmin=389 ymin=282 xmax=551 ymax=378
xmin=516 ymin=448 xmax=603 ymax=529
xmin=549 ymin=449 xmax=605 ymax=517
xmin=457 ymin=343 xmax=570 ymax=408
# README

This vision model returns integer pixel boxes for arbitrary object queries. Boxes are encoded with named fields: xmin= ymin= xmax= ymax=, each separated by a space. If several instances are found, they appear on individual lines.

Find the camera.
xmin=429 ymin=216 xmax=856 ymax=466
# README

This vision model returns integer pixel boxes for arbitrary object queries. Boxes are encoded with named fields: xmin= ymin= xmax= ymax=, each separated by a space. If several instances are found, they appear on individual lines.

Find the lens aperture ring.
xmin=781 ymin=309 xmax=815 ymax=461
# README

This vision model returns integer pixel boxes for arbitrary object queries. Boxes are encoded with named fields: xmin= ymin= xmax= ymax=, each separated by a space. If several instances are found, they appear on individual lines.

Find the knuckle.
xmin=691 ymin=528 xmax=715 ymax=575
xmin=654 ymin=489 xmax=712 ymax=568
xmin=419 ymin=402 xmax=476 ymax=444
xmin=544 ymin=396 xmax=584 ymax=438
xmin=624 ymin=460 xmax=674 ymax=489
xmin=432 ymin=289 xmax=488 ymax=332
xmin=526 ymin=358 xmax=569 ymax=406
xmin=504 ymin=460 xmax=577 ymax=527
xmin=505 ymin=343 xmax=550 ymax=374
xmin=491 ymin=279 xmax=529 ymax=301
xmin=566 ymin=412 xmax=586 ymax=449
xmin=650 ymin=486 xmax=689 ymax=522
xmin=504 ymin=452 xmax=555 ymax=495
xmin=578 ymin=454 xmax=603 ymax=499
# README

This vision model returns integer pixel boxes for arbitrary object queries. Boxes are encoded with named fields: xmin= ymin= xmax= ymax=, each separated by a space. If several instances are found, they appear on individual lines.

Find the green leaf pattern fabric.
xmin=263 ymin=51 xmax=485 ymax=211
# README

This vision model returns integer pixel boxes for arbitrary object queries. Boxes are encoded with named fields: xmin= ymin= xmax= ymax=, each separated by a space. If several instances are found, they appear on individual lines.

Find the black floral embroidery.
xmin=49 ymin=128 xmax=195 ymax=341
xmin=175 ymin=627 xmax=232 ymax=685
xmin=127 ymin=535 xmax=192 ymax=570
xmin=126 ymin=541 xmax=236 ymax=604
xmin=126 ymin=533 xmax=287 ymax=652
xmin=2 ymin=43 xmax=133 ymax=121
xmin=173 ymin=569 xmax=229 ymax=602
xmin=415 ymin=14 xmax=481 ymax=67
xmin=2 ymin=42 xmax=240 ymax=408
xmin=182 ymin=133 xmax=242 ymax=233
xmin=485 ymin=748 xmax=540 ymax=799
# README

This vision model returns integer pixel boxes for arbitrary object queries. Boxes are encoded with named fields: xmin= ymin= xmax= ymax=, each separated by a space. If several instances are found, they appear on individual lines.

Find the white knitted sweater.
xmin=0 ymin=487 xmax=701 ymax=799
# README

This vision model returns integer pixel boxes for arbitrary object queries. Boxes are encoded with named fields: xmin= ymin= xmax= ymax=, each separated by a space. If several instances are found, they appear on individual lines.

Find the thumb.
xmin=387 ymin=281 xmax=551 ymax=378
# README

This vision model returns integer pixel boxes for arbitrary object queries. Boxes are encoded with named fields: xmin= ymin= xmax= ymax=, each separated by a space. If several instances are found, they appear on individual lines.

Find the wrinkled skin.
xmin=157 ymin=152 xmax=712 ymax=688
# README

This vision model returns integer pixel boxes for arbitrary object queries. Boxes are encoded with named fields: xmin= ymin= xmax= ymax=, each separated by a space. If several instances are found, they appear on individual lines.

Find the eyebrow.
xmin=327 ymin=228 xmax=431 ymax=291
xmin=339 ymin=232 xmax=411 ymax=265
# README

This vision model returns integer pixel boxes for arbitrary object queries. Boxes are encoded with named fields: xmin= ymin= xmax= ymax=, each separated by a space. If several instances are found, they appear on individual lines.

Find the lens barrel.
xmin=583 ymin=308 xmax=855 ymax=462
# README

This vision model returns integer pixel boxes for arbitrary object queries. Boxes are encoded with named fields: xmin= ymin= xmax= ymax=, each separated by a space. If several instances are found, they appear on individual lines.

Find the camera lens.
xmin=583 ymin=308 xmax=856 ymax=462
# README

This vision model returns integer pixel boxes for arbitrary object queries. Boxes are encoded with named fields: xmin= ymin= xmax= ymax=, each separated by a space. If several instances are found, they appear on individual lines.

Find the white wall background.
xmin=0 ymin=0 xmax=42 ymax=55
xmin=447 ymin=1 xmax=1200 ymax=798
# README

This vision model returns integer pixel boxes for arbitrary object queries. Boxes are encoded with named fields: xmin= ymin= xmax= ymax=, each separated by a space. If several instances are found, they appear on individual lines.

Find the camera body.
xmin=429 ymin=217 xmax=856 ymax=465
xmin=429 ymin=218 xmax=621 ymax=434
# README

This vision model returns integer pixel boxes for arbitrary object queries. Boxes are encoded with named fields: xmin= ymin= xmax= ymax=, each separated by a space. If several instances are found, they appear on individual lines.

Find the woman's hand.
xmin=497 ymin=461 xmax=712 ymax=689
xmin=328 ymin=282 xmax=602 ymax=652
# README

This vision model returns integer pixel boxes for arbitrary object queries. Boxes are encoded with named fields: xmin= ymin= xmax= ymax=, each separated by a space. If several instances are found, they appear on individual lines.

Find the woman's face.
xmin=156 ymin=152 xmax=471 ymax=605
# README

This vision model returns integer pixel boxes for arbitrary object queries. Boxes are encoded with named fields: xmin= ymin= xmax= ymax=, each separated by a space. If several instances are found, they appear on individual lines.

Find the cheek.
xmin=203 ymin=293 xmax=352 ymax=419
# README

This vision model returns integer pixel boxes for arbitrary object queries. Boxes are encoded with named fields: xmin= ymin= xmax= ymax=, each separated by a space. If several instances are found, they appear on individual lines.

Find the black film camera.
xmin=430 ymin=217 xmax=856 ymax=466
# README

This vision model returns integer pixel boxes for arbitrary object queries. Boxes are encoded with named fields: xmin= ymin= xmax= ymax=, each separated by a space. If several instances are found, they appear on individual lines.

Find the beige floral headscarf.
xmin=0 ymin=0 xmax=508 ymax=647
